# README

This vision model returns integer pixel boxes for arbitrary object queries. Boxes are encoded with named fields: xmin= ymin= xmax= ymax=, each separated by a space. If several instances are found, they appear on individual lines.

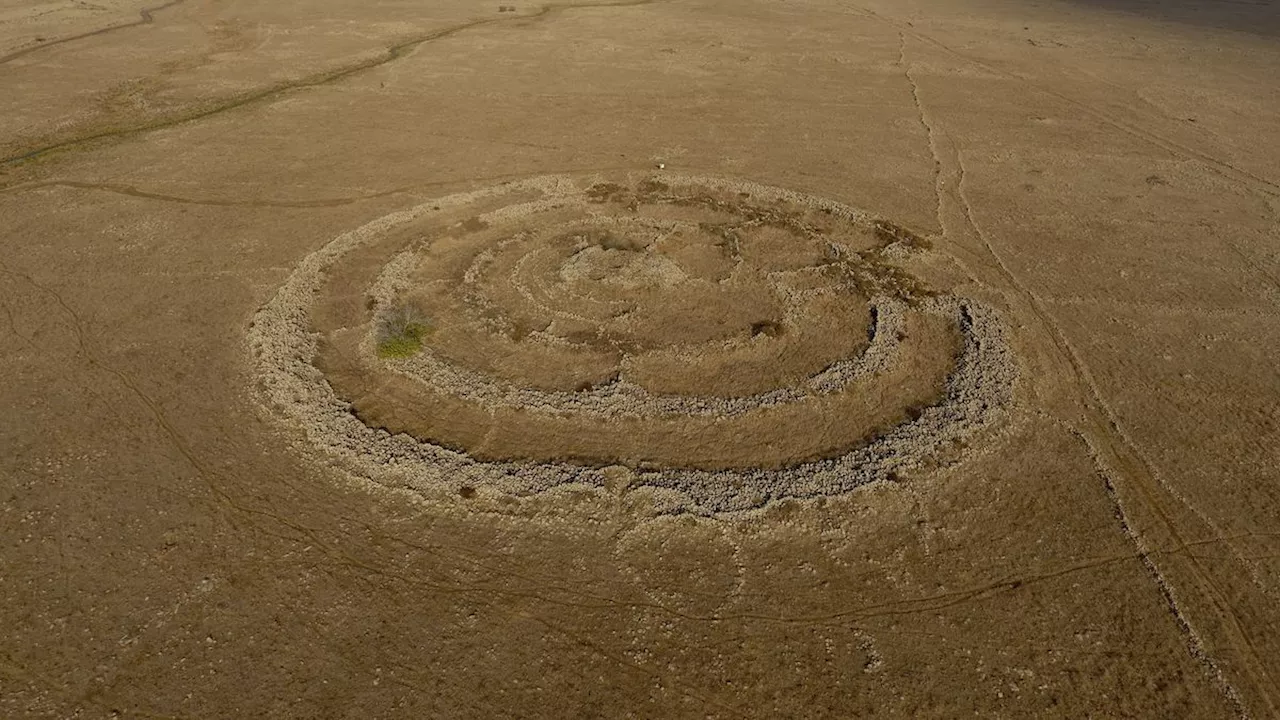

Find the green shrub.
xmin=376 ymin=305 xmax=432 ymax=359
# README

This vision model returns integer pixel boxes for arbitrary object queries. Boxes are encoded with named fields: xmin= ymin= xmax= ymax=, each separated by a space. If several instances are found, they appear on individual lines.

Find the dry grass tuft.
xmin=376 ymin=305 xmax=433 ymax=359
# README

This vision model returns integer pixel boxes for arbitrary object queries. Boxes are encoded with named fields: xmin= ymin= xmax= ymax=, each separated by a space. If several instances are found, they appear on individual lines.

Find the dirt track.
xmin=2 ymin=0 xmax=1279 ymax=717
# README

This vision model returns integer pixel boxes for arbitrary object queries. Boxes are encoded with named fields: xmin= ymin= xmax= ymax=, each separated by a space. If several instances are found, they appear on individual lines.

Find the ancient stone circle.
xmin=248 ymin=174 xmax=1016 ymax=514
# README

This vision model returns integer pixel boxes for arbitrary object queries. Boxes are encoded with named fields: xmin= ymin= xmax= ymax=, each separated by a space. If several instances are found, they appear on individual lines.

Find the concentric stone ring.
xmin=248 ymin=174 xmax=1016 ymax=514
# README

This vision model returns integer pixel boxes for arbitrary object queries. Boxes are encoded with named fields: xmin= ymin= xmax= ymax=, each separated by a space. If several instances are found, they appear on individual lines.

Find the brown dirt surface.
xmin=2 ymin=0 xmax=1279 ymax=717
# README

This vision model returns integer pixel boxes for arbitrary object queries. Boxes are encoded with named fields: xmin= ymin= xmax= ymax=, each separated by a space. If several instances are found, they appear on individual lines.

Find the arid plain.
xmin=2 ymin=0 xmax=1279 ymax=717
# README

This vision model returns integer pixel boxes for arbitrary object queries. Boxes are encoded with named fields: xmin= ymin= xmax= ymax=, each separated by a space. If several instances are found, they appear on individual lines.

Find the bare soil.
xmin=2 ymin=0 xmax=1278 ymax=717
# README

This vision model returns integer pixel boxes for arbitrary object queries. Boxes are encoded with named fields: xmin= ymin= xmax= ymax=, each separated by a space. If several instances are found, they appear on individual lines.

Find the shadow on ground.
xmin=1058 ymin=0 xmax=1280 ymax=35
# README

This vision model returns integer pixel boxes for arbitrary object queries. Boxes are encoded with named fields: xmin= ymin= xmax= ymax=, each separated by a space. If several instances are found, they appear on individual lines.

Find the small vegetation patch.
xmin=873 ymin=220 xmax=931 ymax=250
xmin=376 ymin=305 xmax=433 ymax=359
xmin=819 ymin=246 xmax=936 ymax=305
xmin=585 ymin=182 xmax=627 ymax=203
xmin=750 ymin=320 xmax=783 ymax=338
xmin=637 ymin=178 xmax=670 ymax=195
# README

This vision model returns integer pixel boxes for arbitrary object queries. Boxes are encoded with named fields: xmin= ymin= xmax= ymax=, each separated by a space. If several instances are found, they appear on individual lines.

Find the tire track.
xmin=886 ymin=26 xmax=1276 ymax=715
xmin=856 ymin=6 xmax=1279 ymax=199
xmin=1066 ymin=422 xmax=1250 ymax=716
xmin=0 ymin=0 xmax=189 ymax=66
xmin=0 ymin=178 xmax=410 ymax=207
xmin=951 ymin=138 xmax=1276 ymax=717
xmin=0 ymin=0 xmax=659 ymax=172
xmin=0 ymin=163 xmax=645 ymax=206
xmin=897 ymin=32 xmax=943 ymax=238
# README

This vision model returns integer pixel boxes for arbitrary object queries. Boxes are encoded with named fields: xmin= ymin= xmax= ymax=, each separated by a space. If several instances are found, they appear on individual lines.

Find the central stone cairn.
xmin=250 ymin=175 xmax=1015 ymax=514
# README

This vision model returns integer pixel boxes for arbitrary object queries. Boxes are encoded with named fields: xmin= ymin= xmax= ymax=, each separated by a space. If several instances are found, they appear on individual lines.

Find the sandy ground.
xmin=2 ymin=0 xmax=1279 ymax=717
